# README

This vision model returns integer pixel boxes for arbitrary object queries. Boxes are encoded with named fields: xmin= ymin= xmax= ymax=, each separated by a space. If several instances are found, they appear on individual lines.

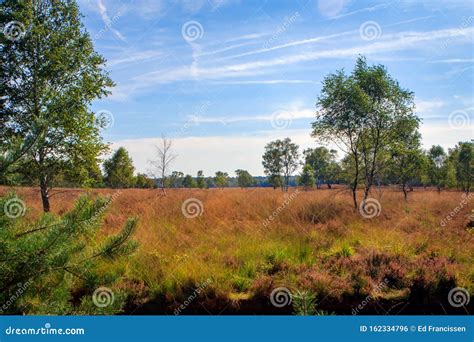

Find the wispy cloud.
xmin=129 ymin=26 xmax=473 ymax=87
xmin=97 ymin=0 xmax=125 ymax=41
xmin=428 ymin=58 xmax=474 ymax=63
xmin=188 ymin=108 xmax=314 ymax=124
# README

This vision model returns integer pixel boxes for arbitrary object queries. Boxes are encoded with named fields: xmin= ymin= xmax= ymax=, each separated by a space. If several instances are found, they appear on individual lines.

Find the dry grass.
xmin=2 ymin=186 xmax=473 ymax=314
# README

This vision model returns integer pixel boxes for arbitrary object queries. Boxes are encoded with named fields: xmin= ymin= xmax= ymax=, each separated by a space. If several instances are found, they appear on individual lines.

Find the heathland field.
xmin=3 ymin=186 xmax=473 ymax=315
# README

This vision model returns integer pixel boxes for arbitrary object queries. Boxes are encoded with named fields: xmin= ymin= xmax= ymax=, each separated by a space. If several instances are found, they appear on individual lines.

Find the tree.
xmin=262 ymin=138 xmax=299 ymax=192
xmin=388 ymin=119 xmax=423 ymax=200
xmin=148 ymin=136 xmax=176 ymax=194
xmin=303 ymin=147 xmax=339 ymax=189
xmin=235 ymin=169 xmax=255 ymax=188
xmin=427 ymin=145 xmax=447 ymax=193
xmin=312 ymin=56 xmax=418 ymax=208
xmin=182 ymin=174 xmax=197 ymax=188
xmin=104 ymin=148 xmax=135 ymax=188
xmin=206 ymin=176 xmax=214 ymax=189
xmin=1 ymin=0 xmax=113 ymax=211
xmin=267 ymin=174 xmax=283 ymax=190
xmin=167 ymin=171 xmax=184 ymax=188
xmin=135 ymin=173 xmax=155 ymax=188
xmin=453 ymin=141 xmax=473 ymax=193
xmin=298 ymin=164 xmax=315 ymax=190
xmin=214 ymin=171 xmax=229 ymax=188
xmin=196 ymin=170 xmax=206 ymax=189
xmin=0 ymin=130 xmax=138 ymax=314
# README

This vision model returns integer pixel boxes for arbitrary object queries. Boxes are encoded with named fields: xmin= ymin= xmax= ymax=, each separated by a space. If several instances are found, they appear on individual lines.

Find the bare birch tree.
xmin=148 ymin=135 xmax=177 ymax=194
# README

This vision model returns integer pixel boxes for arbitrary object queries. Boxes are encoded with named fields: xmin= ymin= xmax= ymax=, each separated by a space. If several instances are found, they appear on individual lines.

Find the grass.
xmin=2 ymin=186 xmax=473 ymax=314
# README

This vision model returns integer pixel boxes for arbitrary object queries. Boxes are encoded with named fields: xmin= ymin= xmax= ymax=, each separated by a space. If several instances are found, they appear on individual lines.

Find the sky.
xmin=77 ymin=0 xmax=474 ymax=176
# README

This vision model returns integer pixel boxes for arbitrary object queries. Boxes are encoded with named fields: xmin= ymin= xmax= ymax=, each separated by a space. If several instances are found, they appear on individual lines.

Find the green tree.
xmin=182 ymin=174 xmax=197 ymax=188
xmin=0 ymin=193 xmax=138 ymax=314
xmin=214 ymin=171 xmax=229 ymax=188
xmin=452 ymin=141 xmax=473 ymax=193
xmin=427 ymin=145 xmax=447 ymax=193
xmin=206 ymin=176 xmax=214 ymax=189
xmin=303 ymin=147 xmax=340 ymax=189
xmin=298 ymin=164 xmax=315 ymax=190
xmin=135 ymin=173 xmax=155 ymax=188
xmin=0 ymin=132 xmax=138 ymax=315
xmin=1 ymin=0 xmax=113 ymax=211
xmin=235 ymin=169 xmax=255 ymax=188
xmin=388 ymin=119 xmax=423 ymax=200
xmin=312 ymin=56 xmax=418 ymax=208
xmin=196 ymin=170 xmax=206 ymax=189
xmin=262 ymin=138 xmax=299 ymax=192
xmin=103 ymin=148 xmax=136 ymax=188
xmin=167 ymin=171 xmax=184 ymax=188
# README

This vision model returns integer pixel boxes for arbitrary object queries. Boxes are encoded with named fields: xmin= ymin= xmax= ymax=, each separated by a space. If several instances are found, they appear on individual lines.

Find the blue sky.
xmin=77 ymin=0 xmax=473 ymax=176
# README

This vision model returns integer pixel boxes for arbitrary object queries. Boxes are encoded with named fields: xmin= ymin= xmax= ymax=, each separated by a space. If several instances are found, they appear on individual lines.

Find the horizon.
xmin=78 ymin=0 xmax=473 ymax=176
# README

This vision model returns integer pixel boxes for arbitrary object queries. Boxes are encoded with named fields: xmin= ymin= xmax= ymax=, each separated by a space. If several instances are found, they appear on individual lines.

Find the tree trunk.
xmin=40 ymin=177 xmax=50 ymax=212
xmin=402 ymin=183 xmax=408 ymax=201
xmin=327 ymin=183 xmax=332 ymax=189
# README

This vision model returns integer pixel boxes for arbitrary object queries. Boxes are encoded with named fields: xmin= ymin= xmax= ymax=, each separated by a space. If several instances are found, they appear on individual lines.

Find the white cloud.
xmin=415 ymin=99 xmax=445 ymax=118
xmin=110 ymin=129 xmax=316 ymax=176
xmin=317 ymin=0 xmax=351 ymax=18
xmin=106 ymin=50 xmax=164 ymax=67
xmin=188 ymin=107 xmax=314 ymax=124
xmin=109 ymin=122 xmax=473 ymax=177
xmin=97 ymin=0 xmax=126 ymax=41
xmin=130 ymin=26 xmax=474 ymax=88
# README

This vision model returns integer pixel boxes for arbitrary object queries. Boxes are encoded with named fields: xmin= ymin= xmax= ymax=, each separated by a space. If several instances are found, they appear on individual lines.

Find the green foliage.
xmin=196 ymin=170 xmax=206 ymax=189
xmin=262 ymin=138 xmax=300 ymax=191
xmin=267 ymin=174 xmax=283 ymax=190
xmin=1 ymin=0 xmax=113 ymax=211
xmin=235 ymin=169 xmax=255 ymax=188
xmin=312 ymin=56 xmax=419 ymax=206
xmin=427 ymin=145 xmax=447 ymax=192
xmin=182 ymin=174 xmax=197 ymax=188
xmin=104 ymin=148 xmax=136 ymax=188
xmin=214 ymin=171 xmax=229 ymax=188
xmin=292 ymin=290 xmax=317 ymax=315
xmin=453 ymin=141 xmax=473 ymax=193
xmin=135 ymin=173 xmax=156 ymax=188
xmin=387 ymin=118 xmax=423 ymax=199
xmin=303 ymin=147 xmax=340 ymax=188
xmin=166 ymin=171 xmax=184 ymax=188
xmin=298 ymin=164 xmax=315 ymax=190
xmin=0 ymin=193 xmax=138 ymax=314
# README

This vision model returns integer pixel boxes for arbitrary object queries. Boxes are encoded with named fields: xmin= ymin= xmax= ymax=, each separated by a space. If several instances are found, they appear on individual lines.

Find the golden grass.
xmin=2 ymin=186 xmax=473 ymax=312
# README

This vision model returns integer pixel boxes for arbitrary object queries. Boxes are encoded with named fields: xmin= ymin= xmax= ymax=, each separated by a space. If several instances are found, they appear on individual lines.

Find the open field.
xmin=2 ymin=186 xmax=473 ymax=315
